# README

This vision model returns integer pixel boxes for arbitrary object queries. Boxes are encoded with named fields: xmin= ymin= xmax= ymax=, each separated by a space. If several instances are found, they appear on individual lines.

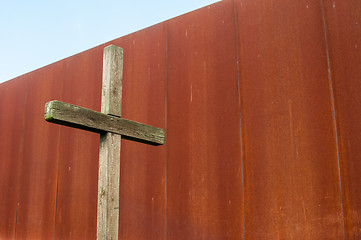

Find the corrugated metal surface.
xmin=0 ymin=0 xmax=359 ymax=239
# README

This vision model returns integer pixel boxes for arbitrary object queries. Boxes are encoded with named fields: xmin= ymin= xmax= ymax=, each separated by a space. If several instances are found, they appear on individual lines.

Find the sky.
xmin=0 ymin=0 xmax=220 ymax=84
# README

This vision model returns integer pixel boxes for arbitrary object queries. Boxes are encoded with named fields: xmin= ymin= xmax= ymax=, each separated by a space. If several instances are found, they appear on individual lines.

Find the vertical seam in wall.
xmin=53 ymin=63 xmax=65 ymax=239
xmin=233 ymin=0 xmax=246 ymax=239
xmin=320 ymin=0 xmax=346 ymax=238
xmin=14 ymin=78 xmax=28 ymax=240
xmin=53 ymin=129 xmax=61 ymax=240
xmin=164 ymin=21 xmax=168 ymax=240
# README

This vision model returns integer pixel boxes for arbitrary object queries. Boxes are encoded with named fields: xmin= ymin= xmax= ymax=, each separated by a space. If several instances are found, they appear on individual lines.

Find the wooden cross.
xmin=44 ymin=45 xmax=165 ymax=239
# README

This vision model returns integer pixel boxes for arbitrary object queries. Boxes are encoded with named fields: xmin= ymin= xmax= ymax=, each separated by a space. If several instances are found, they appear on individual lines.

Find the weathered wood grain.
xmin=98 ymin=131 xmax=121 ymax=240
xmin=44 ymin=100 xmax=165 ymax=145
xmin=101 ymin=45 xmax=123 ymax=116
xmin=97 ymin=45 xmax=122 ymax=240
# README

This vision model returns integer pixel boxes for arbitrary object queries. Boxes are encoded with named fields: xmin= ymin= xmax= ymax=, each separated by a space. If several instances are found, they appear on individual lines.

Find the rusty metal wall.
xmin=166 ymin=1 xmax=244 ymax=239
xmin=0 ymin=78 xmax=26 ymax=239
xmin=236 ymin=0 xmax=345 ymax=238
xmin=323 ymin=0 xmax=361 ymax=238
xmin=0 ymin=0 xmax=359 ymax=239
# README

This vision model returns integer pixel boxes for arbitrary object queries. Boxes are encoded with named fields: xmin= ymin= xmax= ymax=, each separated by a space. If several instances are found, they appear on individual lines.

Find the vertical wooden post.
xmin=97 ymin=45 xmax=123 ymax=240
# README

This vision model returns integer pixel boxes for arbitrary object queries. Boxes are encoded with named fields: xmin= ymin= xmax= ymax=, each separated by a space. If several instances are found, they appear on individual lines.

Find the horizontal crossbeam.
xmin=44 ymin=100 xmax=165 ymax=145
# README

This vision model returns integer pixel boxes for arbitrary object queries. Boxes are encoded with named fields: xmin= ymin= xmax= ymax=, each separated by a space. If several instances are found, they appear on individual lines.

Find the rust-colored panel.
xmin=55 ymin=48 xmax=102 ymax=239
xmin=15 ymin=64 xmax=64 ymax=239
xmin=236 ymin=0 xmax=344 ymax=238
xmin=166 ymin=1 xmax=244 ymax=239
xmin=0 ymin=78 xmax=26 ymax=239
xmin=109 ymin=23 xmax=166 ymax=240
xmin=323 ymin=0 xmax=361 ymax=238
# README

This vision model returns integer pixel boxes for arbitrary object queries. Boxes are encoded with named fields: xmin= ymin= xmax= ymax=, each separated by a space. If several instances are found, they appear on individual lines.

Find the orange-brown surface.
xmin=167 ymin=1 xmax=243 ymax=239
xmin=0 ymin=78 xmax=26 ymax=239
xmin=0 ymin=0 xmax=359 ymax=239
xmin=236 ymin=0 xmax=345 ymax=238
xmin=323 ymin=0 xmax=361 ymax=238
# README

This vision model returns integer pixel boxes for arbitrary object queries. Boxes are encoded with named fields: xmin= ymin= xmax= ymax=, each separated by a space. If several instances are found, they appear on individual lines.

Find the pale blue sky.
xmin=0 ymin=0 xmax=220 ymax=83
